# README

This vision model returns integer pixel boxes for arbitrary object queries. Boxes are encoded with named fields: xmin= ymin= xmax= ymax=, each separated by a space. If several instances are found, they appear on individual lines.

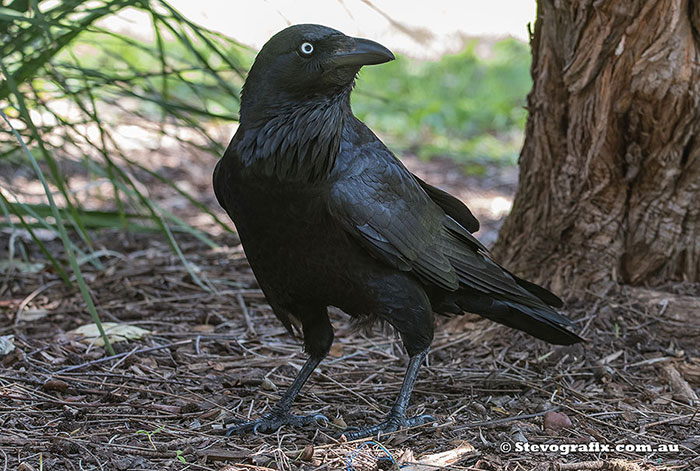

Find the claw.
xmin=224 ymin=410 xmax=329 ymax=436
xmin=341 ymin=413 xmax=435 ymax=440
xmin=225 ymin=421 xmax=254 ymax=436
xmin=313 ymin=414 xmax=329 ymax=427
xmin=409 ymin=414 xmax=435 ymax=426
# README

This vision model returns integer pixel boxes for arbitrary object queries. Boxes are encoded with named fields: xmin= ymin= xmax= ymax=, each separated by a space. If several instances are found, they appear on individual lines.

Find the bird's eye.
xmin=299 ymin=42 xmax=314 ymax=56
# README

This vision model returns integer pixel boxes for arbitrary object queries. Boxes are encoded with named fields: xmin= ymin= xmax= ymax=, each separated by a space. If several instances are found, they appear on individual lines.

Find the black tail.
xmin=493 ymin=300 xmax=582 ymax=345
xmin=509 ymin=271 xmax=564 ymax=308
xmin=450 ymin=289 xmax=583 ymax=345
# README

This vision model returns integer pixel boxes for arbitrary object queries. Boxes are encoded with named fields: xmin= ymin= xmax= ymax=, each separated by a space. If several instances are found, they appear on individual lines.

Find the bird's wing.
xmin=329 ymin=146 xmax=551 ymax=309
xmin=413 ymin=175 xmax=480 ymax=232
xmin=330 ymin=159 xmax=460 ymax=290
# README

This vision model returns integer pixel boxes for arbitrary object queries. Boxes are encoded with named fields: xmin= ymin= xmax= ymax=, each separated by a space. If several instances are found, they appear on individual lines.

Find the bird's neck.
xmin=236 ymin=90 xmax=351 ymax=182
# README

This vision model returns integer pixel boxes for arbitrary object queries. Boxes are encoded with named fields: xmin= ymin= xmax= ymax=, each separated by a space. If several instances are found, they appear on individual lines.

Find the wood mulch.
xmin=1 ymin=155 xmax=699 ymax=471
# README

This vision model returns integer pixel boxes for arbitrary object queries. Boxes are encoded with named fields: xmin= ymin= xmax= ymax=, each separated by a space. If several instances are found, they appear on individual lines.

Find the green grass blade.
xmin=0 ymin=108 xmax=115 ymax=356
xmin=0 ymin=58 xmax=94 ymax=249
xmin=0 ymin=192 xmax=72 ymax=285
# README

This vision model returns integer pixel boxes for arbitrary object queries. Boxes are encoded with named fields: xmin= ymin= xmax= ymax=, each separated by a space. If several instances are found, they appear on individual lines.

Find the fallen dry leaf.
xmin=401 ymin=442 xmax=475 ymax=470
xmin=42 ymin=379 xmax=71 ymax=392
xmin=67 ymin=322 xmax=150 ymax=346
xmin=328 ymin=342 xmax=344 ymax=358
xmin=661 ymin=363 xmax=699 ymax=405
xmin=299 ymin=444 xmax=314 ymax=461
xmin=0 ymin=335 xmax=15 ymax=356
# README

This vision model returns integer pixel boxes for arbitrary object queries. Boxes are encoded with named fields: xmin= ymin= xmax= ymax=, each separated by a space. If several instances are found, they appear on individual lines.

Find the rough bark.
xmin=493 ymin=0 xmax=700 ymax=294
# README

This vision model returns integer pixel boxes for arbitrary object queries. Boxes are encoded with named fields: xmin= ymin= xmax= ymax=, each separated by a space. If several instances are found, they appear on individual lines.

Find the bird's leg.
xmin=342 ymin=348 xmax=434 ymax=440
xmin=226 ymin=355 xmax=328 ymax=435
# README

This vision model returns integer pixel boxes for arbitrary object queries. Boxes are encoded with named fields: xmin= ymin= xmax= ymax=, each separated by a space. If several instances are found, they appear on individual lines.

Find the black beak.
xmin=329 ymin=37 xmax=395 ymax=68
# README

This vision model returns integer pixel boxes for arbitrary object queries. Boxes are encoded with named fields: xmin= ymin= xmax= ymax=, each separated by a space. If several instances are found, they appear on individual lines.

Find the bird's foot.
xmin=226 ymin=410 xmax=328 ymax=436
xmin=340 ymin=413 xmax=435 ymax=441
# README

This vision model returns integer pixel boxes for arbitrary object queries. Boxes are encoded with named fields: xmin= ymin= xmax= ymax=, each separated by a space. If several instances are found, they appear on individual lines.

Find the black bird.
xmin=214 ymin=24 xmax=582 ymax=439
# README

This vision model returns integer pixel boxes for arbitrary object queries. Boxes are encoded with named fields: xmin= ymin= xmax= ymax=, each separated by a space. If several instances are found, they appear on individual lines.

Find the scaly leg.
xmin=226 ymin=355 xmax=328 ymax=435
xmin=342 ymin=348 xmax=434 ymax=440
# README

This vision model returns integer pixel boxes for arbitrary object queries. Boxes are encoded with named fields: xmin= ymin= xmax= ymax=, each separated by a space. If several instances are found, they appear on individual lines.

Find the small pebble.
xmin=543 ymin=411 xmax=572 ymax=432
xmin=260 ymin=377 xmax=277 ymax=391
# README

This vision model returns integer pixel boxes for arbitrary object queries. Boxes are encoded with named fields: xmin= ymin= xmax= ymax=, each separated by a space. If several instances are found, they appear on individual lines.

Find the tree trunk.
xmin=493 ymin=0 xmax=700 ymax=295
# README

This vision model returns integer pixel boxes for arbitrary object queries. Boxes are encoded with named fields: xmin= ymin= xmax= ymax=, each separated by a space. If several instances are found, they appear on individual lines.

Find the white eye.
xmin=299 ymin=42 xmax=314 ymax=56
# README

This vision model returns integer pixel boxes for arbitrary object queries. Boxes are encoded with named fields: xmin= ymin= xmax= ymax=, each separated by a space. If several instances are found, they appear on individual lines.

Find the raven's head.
xmin=240 ymin=24 xmax=394 ymax=121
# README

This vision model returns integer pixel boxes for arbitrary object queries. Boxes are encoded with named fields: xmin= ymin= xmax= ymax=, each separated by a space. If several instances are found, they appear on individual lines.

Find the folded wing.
xmin=328 ymin=146 xmax=568 ymax=323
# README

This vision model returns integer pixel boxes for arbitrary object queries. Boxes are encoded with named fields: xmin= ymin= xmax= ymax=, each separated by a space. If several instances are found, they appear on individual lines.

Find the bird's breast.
xmin=225 ymin=180 xmax=362 ymax=303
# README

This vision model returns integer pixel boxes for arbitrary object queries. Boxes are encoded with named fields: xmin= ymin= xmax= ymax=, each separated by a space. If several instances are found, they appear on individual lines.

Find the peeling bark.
xmin=493 ymin=0 xmax=700 ymax=294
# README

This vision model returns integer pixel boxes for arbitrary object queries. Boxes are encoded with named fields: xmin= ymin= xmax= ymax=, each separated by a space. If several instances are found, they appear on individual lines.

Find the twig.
xmin=237 ymin=293 xmax=257 ymax=337
xmin=109 ymin=345 xmax=139 ymax=371
xmin=643 ymin=412 xmax=698 ymax=428
xmin=54 ymin=340 xmax=192 ymax=373
xmin=452 ymin=407 xmax=561 ymax=431
xmin=14 ymin=281 xmax=60 ymax=326
xmin=556 ymin=462 xmax=605 ymax=470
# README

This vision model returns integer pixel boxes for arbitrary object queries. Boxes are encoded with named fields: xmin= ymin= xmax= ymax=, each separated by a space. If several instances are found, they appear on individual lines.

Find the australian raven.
xmin=213 ymin=24 xmax=582 ymax=439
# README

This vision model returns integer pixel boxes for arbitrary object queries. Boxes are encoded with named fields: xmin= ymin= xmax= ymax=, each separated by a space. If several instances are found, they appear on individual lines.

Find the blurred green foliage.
xmin=69 ymin=34 xmax=532 ymax=169
xmin=55 ymin=27 xmax=252 ymax=123
xmin=353 ymin=38 xmax=531 ymax=169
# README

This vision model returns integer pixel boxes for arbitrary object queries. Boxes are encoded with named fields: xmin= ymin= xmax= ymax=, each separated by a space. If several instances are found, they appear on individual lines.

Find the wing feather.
xmin=328 ymin=143 xmax=555 ymax=311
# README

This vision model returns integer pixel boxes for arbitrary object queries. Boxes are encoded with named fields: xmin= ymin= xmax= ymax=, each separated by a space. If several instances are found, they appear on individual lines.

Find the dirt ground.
xmin=1 ymin=147 xmax=699 ymax=471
